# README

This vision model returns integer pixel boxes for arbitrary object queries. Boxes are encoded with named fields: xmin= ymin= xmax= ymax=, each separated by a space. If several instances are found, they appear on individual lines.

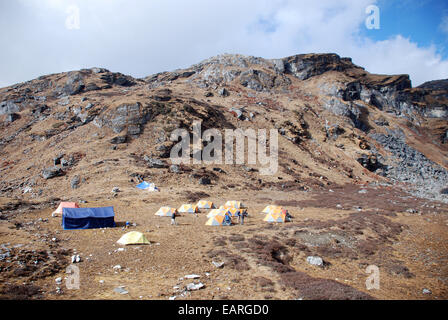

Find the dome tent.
xmin=117 ymin=231 xmax=150 ymax=245
xmin=52 ymin=202 xmax=79 ymax=217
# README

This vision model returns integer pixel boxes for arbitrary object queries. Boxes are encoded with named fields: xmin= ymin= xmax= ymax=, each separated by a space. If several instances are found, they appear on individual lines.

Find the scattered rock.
xmin=110 ymin=135 xmax=127 ymax=144
xmin=218 ymin=88 xmax=229 ymax=97
xmin=357 ymin=154 xmax=383 ymax=173
xmin=53 ymin=154 xmax=65 ymax=166
xmin=101 ymin=73 xmax=136 ymax=87
xmin=70 ymin=175 xmax=80 ymax=189
xmin=212 ymin=261 xmax=224 ymax=268
xmin=306 ymin=256 xmax=324 ymax=267
xmin=42 ymin=167 xmax=64 ymax=179
xmin=5 ymin=113 xmax=20 ymax=123
xmin=0 ymin=101 xmax=20 ymax=115
xmin=58 ymin=96 xmax=70 ymax=106
xmin=199 ymin=177 xmax=211 ymax=185
xmin=186 ymin=282 xmax=205 ymax=291
xmin=112 ymin=187 xmax=120 ymax=193
xmin=229 ymin=107 xmax=244 ymax=119
xmin=114 ymin=287 xmax=129 ymax=295
xmin=144 ymin=156 xmax=168 ymax=168
xmin=169 ymin=164 xmax=181 ymax=174
xmin=71 ymin=255 xmax=81 ymax=263
xmin=374 ymin=117 xmax=389 ymax=126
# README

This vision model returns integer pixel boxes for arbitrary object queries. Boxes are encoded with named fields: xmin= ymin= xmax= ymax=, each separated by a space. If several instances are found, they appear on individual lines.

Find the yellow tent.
xmin=262 ymin=205 xmax=283 ymax=214
xmin=117 ymin=231 xmax=150 ymax=245
xmin=52 ymin=202 xmax=79 ymax=217
xmin=226 ymin=207 xmax=241 ymax=217
xmin=205 ymin=215 xmax=225 ymax=226
xmin=272 ymin=208 xmax=288 ymax=215
xmin=155 ymin=207 xmax=178 ymax=217
xmin=206 ymin=209 xmax=226 ymax=218
xmin=196 ymin=200 xmax=215 ymax=209
xmin=178 ymin=204 xmax=199 ymax=213
xmin=263 ymin=212 xmax=286 ymax=223
xmin=224 ymin=200 xmax=245 ymax=209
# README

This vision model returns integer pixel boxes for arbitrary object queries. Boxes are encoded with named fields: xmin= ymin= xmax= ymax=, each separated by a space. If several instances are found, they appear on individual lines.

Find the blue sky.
xmin=363 ymin=0 xmax=448 ymax=58
xmin=0 ymin=0 xmax=447 ymax=87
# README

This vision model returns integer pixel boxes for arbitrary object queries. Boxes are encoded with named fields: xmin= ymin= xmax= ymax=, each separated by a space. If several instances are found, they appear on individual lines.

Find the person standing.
xmin=171 ymin=211 xmax=177 ymax=225
xmin=240 ymin=210 xmax=246 ymax=225
xmin=224 ymin=212 xmax=232 ymax=226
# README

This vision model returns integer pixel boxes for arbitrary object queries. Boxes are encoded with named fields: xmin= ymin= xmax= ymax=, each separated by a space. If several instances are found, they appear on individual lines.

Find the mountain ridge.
xmin=0 ymin=52 xmax=447 ymax=203
xmin=1 ymin=52 xmax=448 ymax=300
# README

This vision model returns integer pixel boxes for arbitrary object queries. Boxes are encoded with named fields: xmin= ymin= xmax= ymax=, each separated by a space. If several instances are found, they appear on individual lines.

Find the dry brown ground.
xmin=1 ymin=184 xmax=447 ymax=300
xmin=1 ymin=58 xmax=447 ymax=300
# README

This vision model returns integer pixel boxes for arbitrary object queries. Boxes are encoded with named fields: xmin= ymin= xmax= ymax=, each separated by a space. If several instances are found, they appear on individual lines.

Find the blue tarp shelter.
xmin=136 ymin=181 xmax=150 ymax=189
xmin=62 ymin=207 xmax=116 ymax=230
xmin=136 ymin=181 xmax=159 ymax=191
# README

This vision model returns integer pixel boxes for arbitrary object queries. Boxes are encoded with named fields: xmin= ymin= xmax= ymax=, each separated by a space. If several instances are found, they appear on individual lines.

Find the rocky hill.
xmin=1 ymin=53 xmax=448 ymax=301
xmin=0 ymin=53 xmax=447 ymax=203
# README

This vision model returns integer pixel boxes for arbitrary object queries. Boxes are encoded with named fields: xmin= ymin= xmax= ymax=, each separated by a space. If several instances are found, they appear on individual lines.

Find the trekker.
xmin=240 ymin=210 xmax=247 ymax=225
xmin=171 ymin=211 xmax=177 ymax=225
xmin=224 ymin=212 xmax=232 ymax=226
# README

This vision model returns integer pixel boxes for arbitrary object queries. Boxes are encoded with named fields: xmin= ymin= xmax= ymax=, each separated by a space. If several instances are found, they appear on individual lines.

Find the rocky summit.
xmin=0 ymin=53 xmax=447 ymax=300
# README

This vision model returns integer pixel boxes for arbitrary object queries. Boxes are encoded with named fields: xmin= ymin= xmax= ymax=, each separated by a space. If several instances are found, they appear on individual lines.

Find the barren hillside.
xmin=0 ymin=53 xmax=447 ymax=300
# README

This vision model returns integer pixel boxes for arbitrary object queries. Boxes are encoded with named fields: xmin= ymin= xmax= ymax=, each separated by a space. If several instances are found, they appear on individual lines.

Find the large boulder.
xmin=5 ymin=113 xmax=20 ymax=123
xmin=42 ymin=167 xmax=64 ymax=179
xmin=144 ymin=156 xmax=167 ymax=168
xmin=100 ymin=72 xmax=136 ymax=87
xmin=70 ymin=175 xmax=80 ymax=189
xmin=98 ymin=102 xmax=151 ymax=136
xmin=239 ymin=69 xmax=274 ymax=92
xmin=322 ymin=98 xmax=369 ymax=131
xmin=282 ymin=53 xmax=354 ymax=80
xmin=110 ymin=135 xmax=127 ymax=144
xmin=0 ymin=101 xmax=20 ymax=115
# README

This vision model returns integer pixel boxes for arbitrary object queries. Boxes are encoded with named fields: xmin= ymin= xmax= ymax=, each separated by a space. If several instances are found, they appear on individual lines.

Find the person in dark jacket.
xmin=171 ymin=211 xmax=177 ymax=225
xmin=240 ymin=210 xmax=247 ymax=225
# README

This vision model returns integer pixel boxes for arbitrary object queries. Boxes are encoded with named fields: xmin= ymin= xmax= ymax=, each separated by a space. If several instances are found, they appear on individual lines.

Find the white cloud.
xmin=347 ymin=36 xmax=448 ymax=87
xmin=0 ymin=0 xmax=446 ymax=87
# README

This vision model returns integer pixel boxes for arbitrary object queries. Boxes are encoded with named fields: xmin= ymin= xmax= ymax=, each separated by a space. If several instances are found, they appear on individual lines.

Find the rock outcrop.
xmin=0 ymin=52 xmax=447 ymax=203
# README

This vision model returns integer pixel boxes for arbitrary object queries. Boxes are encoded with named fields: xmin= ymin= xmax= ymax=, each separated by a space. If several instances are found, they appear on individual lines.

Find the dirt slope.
xmin=0 ymin=53 xmax=447 ymax=300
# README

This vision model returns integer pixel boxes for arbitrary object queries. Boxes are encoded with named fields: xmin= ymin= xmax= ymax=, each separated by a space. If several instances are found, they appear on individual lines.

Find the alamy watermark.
xmin=65 ymin=5 xmax=80 ymax=30
xmin=65 ymin=264 xmax=80 ymax=290
xmin=169 ymin=121 xmax=279 ymax=176
xmin=365 ymin=265 xmax=380 ymax=290
xmin=365 ymin=5 xmax=380 ymax=30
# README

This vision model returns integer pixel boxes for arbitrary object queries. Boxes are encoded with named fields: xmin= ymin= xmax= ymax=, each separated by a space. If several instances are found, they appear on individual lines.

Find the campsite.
xmin=0 ymin=23 xmax=448 ymax=300
xmin=1 ymin=180 xmax=448 ymax=300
